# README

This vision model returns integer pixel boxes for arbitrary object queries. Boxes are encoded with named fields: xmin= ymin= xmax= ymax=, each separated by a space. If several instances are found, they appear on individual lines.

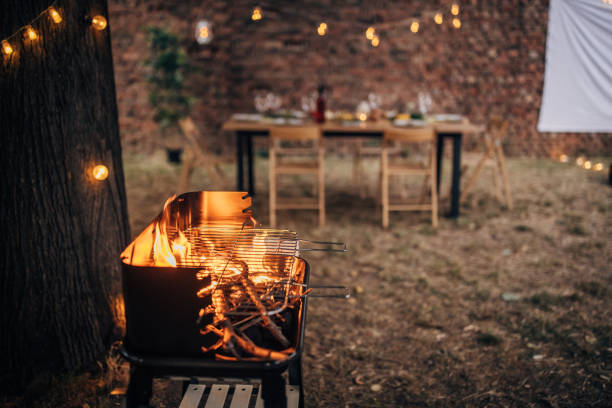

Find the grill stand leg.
xmin=262 ymin=371 xmax=287 ymax=408
xmin=288 ymin=356 xmax=304 ymax=408
xmin=125 ymin=366 xmax=153 ymax=408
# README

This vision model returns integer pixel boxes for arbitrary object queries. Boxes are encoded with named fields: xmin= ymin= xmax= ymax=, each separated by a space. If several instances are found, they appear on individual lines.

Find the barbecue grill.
xmin=119 ymin=191 xmax=346 ymax=408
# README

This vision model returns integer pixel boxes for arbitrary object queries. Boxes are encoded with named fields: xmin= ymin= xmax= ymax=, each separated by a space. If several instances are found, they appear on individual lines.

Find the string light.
xmin=92 ymin=164 xmax=109 ymax=181
xmin=195 ymin=20 xmax=212 ymax=44
xmin=559 ymin=155 xmax=605 ymax=173
xmin=365 ymin=26 xmax=375 ymax=40
xmin=251 ymin=7 xmax=262 ymax=21
xmin=25 ymin=26 xmax=38 ymax=41
xmin=49 ymin=7 xmax=62 ymax=24
xmin=451 ymin=3 xmax=460 ymax=16
xmin=410 ymin=21 xmax=419 ymax=33
xmin=317 ymin=22 xmax=328 ymax=36
xmin=371 ymin=35 xmax=380 ymax=47
xmin=90 ymin=15 xmax=107 ymax=30
xmin=2 ymin=40 xmax=13 ymax=55
xmin=434 ymin=13 xmax=443 ymax=24
xmin=452 ymin=18 xmax=462 ymax=29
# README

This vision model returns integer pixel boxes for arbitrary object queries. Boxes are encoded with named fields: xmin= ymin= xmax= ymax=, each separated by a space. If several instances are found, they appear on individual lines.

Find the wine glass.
xmin=368 ymin=92 xmax=382 ymax=110
xmin=418 ymin=92 xmax=432 ymax=115
xmin=254 ymin=93 xmax=267 ymax=113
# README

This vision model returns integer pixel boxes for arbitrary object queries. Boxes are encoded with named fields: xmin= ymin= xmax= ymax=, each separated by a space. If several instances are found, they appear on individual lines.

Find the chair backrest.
xmin=489 ymin=116 xmax=509 ymax=140
xmin=384 ymin=126 xmax=435 ymax=143
xmin=178 ymin=117 xmax=200 ymax=145
xmin=269 ymin=126 xmax=321 ymax=141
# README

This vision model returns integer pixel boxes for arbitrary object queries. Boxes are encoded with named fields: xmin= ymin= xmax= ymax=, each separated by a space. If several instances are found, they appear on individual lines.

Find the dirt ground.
xmin=117 ymin=149 xmax=611 ymax=407
xmin=3 ymin=150 xmax=610 ymax=408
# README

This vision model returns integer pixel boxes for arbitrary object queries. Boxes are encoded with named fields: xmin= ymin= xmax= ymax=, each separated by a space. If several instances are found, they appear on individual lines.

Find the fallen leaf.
xmin=501 ymin=292 xmax=521 ymax=301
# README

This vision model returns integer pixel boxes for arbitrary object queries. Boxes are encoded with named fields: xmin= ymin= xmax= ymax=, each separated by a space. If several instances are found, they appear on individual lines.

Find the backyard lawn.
xmin=123 ymin=151 xmax=611 ymax=407
xmin=4 ymin=152 xmax=610 ymax=407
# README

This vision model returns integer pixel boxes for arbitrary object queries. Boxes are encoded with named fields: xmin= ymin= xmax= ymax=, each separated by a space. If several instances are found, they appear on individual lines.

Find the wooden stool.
xmin=460 ymin=117 xmax=512 ymax=209
xmin=269 ymin=126 xmax=325 ymax=228
xmin=381 ymin=127 xmax=438 ymax=228
xmin=177 ymin=117 xmax=231 ymax=193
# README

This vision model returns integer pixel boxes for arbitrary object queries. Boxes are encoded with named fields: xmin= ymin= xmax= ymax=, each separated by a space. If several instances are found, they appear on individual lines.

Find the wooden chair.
xmin=460 ymin=117 xmax=512 ymax=209
xmin=269 ymin=126 xmax=325 ymax=227
xmin=177 ymin=117 xmax=230 ymax=193
xmin=381 ymin=127 xmax=438 ymax=228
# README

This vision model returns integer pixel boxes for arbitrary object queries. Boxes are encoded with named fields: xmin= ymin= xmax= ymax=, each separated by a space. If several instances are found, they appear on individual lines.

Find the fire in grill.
xmin=120 ymin=191 xmax=345 ymax=362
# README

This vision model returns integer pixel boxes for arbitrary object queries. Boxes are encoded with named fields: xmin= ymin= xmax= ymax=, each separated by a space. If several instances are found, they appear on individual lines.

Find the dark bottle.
xmin=315 ymin=84 xmax=326 ymax=123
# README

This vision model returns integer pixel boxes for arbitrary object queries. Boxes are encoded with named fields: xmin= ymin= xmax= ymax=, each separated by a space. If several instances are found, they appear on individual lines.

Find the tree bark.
xmin=0 ymin=0 xmax=129 ymax=387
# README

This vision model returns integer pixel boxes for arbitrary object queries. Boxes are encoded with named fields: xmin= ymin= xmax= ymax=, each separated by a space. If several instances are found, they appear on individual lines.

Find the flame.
xmin=121 ymin=192 xmax=253 ymax=267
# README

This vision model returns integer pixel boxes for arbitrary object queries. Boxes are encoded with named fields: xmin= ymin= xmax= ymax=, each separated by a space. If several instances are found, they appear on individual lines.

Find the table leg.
xmin=246 ymin=134 xmax=255 ymax=196
xmin=450 ymin=133 xmax=462 ymax=217
xmin=436 ymin=135 xmax=444 ymax=194
xmin=236 ymin=132 xmax=244 ymax=191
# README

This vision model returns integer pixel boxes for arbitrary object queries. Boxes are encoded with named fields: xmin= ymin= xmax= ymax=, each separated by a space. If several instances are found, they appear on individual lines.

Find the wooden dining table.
xmin=222 ymin=118 xmax=484 ymax=217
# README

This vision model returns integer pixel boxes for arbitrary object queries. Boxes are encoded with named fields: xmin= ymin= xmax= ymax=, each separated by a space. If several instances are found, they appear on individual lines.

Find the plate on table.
xmin=393 ymin=119 xmax=427 ymax=127
xmin=232 ymin=113 xmax=263 ymax=122
xmin=432 ymin=114 xmax=463 ymax=123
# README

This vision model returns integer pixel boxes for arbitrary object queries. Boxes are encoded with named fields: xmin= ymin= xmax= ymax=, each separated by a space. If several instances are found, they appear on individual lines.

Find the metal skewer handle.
xmin=306 ymin=284 xmax=351 ymax=298
xmin=296 ymin=240 xmax=347 ymax=252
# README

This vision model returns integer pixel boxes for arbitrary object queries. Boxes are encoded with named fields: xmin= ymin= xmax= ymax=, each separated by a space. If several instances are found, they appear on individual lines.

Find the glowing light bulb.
xmin=583 ymin=160 xmax=592 ymax=170
xmin=576 ymin=157 xmax=585 ymax=166
xmin=371 ymin=35 xmax=380 ymax=47
xmin=91 ymin=15 xmax=107 ymax=30
xmin=452 ymin=18 xmax=461 ymax=29
xmin=2 ymin=40 xmax=13 ymax=55
xmin=451 ymin=3 xmax=460 ymax=16
xmin=92 ymin=164 xmax=109 ymax=181
xmin=195 ymin=20 xmax=212 ymax=44
xmin=366 ymin=26 xmax=375 ymax=40
xmin=559 ymin=154 xmax=568 ymax=163
xmin=358 ymin=112 xmax=367 ymax=121
xmin=25 ymin=26 xmax=38 ymax=40
xmin=49 ymin=7 xmax=62 ymax=24
xmin=317 ymin=22 xmax=327 ymax=36
xmin=593 ymin=162 xmax=603 ymax=171
xmin=434 ymin=13 xmax=443 ymax=25
xmin=252 ymin=7 xmax=262 ymax=21
xmin=410 ymin=21 xmax=419 ymax=33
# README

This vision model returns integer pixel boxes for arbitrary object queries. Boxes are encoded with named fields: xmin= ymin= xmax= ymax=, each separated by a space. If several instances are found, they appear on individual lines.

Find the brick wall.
xmin=109 ymin=0 xmax=611 ymax=156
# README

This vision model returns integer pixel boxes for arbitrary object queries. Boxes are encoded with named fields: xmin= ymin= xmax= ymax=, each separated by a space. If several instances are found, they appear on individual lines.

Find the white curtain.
xmin=537 ymin=0 xmax=612 ymax=132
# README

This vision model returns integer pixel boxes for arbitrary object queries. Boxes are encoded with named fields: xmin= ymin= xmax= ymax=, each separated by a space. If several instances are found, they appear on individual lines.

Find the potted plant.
xmin=146 ymin=26 xmax=194 ymax=163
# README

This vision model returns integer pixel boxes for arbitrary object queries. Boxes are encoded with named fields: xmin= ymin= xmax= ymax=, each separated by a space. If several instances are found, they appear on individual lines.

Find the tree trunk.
xmin=0 ymin=0 xmax=129 ymax=387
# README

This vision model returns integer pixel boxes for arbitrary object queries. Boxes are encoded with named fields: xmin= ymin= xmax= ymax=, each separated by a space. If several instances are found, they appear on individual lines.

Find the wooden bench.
xmin=179 ymin=382 xmax=300 ymax=408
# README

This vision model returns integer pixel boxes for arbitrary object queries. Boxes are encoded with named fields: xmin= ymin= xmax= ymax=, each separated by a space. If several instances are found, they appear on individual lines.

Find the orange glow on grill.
xmin=120 ymin=192 xmax=305 ymax=361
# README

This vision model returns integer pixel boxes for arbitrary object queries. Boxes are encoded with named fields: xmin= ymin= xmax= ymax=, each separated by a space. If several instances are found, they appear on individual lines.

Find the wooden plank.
xmin=229 ymin=384 xmax=253 ymax=408
xmin=286 ymin=385 xmax=300 ymax=408
xmin=205 ymin=384 xmax=230 ymax=408
xmin=178 ymin=384 xmax=206 ymax=408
